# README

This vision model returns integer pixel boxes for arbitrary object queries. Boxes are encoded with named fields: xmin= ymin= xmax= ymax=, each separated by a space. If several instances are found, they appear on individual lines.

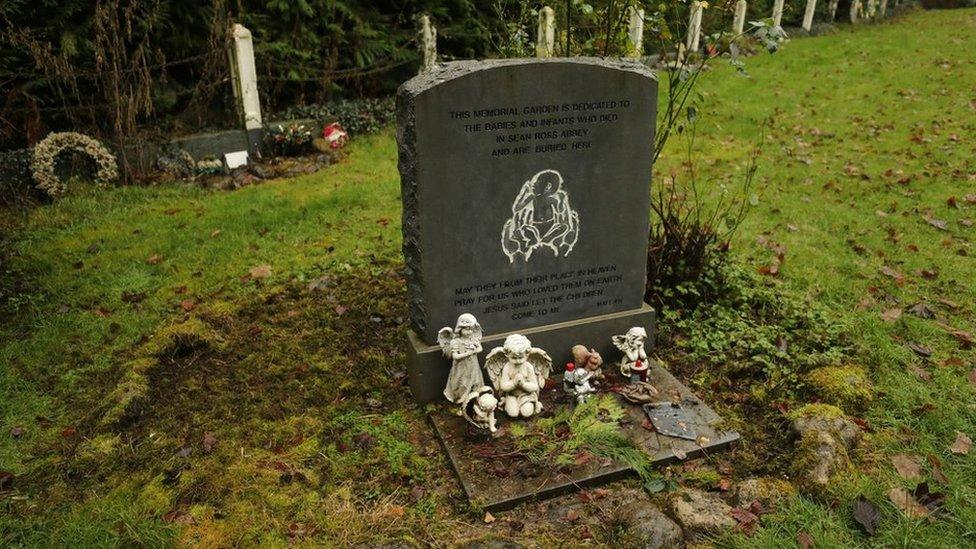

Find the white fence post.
xmin=802 ymin=0 xmax=818 ymax=30
xmin=536 ymin=6 xmax=556 ymax=58
xmin=420 ymin=15 xmax=437 ymax=73
xmin=686 ymin=1 xmax=703 ymax=53
xmin=627 ymin=7 xmax=644 ymax=57
xmin=229 ymin=24 xmax=262 ymax=132
xmin=772 ymin=0 xmax=785 ymax=28
xmin=828 ymin=0 xmax=840 ymax=20
xmin=733 ymin=0 xmax=748 ymax=35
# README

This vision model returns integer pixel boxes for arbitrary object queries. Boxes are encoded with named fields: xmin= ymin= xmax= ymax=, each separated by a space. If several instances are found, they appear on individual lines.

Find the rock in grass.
xmin=667 ymin=488 xmax=736 ymax=540
xmin=789 ymin=404 xmax=861 ymax=494
xmin=618 ymin=500 xmax=685 ymax=549
xmin=805 ymin=365 xmax=872 ymax=410
xmin=732 ymin=477 xmax=797 ymax=509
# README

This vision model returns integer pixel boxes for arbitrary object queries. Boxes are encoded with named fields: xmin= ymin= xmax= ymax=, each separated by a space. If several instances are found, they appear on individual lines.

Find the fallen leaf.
xmin=10 ymin=426 xmax=24 ymax=438
xmin=880 ymin=266 xmax=906 ymax=285
xmin=881 ymin=308 xmax=902 ymax=323
xmin=563 ymin=509 xmax=580 ymax=522
xmin=907 ymin=303 xmax=935 ymax=319
xmin=483 ymin=511 xmax=496 ymax=524
xmin=147 ymin=254 xmax=163 ymax=265
xmin=950 ymin=431 xmax=972 ymax=454
xmin=671 ymin=443 xmax=687 ymax=460
xmin=924 ymin=215 xmax=948 ymax=231
xmin=202 ymin=432 xmax=217 ymax=454
xmin=249 ymin=265 xmax=272 ymax=279
xmin=730 ymin=506 xmax=759 ymax=536
xmin=797 ymin=531 xmax=815 ymax=549
xmin=928 ymin=454 xmax=950 ymax=485
xmin=210 ymin=229 xmax=221 ymax=238
xmin=180 ymin=299 xmax=196 ymax=312
xmin=947 ymin=196 xmax=959 ymax=209
xmin=121 ymin=291 xmax=146 ymax=304
xmin=887 ymin=487 xmax=928 ymax=518
xmin=912 ymin=482 xmax=946 ymax=514
xmin=907 ymin=342 xmax=932 ymax=357
xmin=908 ymin=364 xmax=932 ymax=381
xmin=719 ymin=477 xmax=732 ymax=492
xmin=334 ymin=304 xmax=348 ymax=315
xmin=0 ymin=471 xmax=13 ymax=490
xmin=891 ymin=454 xmax=922 ymax=480
xmin=853 ymin=497 xmax=880 ymax=535
xmin=969 ymin=369 xmax=976 ymax=390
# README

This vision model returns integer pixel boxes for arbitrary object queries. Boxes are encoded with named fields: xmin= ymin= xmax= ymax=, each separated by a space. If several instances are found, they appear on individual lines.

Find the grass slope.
xmin=2 ymin=7 xmax=975 ymax=547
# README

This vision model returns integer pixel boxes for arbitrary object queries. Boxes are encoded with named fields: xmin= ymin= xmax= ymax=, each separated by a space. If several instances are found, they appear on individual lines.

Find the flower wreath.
xmin=31 ymin=132 xmax=119 ymax=198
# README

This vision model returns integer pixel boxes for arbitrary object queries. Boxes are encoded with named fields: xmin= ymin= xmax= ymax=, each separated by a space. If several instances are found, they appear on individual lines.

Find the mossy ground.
xmin=3 ymin=8 xmax=976 ymax=547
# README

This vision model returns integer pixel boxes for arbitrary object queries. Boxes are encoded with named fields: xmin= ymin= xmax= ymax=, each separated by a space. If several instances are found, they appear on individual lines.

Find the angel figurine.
xmin=461 ymin=386 xmax=498 ymax=433
xmin=438 ymin=314 xmax=485 ymax=403
xmin=485 ymin=334 xmax=552 ymax=418
xmin=613 ymin=327 xmax=649 ymax=383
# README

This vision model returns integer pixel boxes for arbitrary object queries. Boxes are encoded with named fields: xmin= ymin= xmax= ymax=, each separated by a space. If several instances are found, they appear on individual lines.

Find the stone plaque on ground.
xmin=398 ymin=58 xmax=658 ymax=402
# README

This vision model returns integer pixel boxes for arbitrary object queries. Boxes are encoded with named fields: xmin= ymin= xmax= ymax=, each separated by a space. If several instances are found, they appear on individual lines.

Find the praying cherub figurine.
xmin=485 ymin=334 xmax=552 ymax=418
xmin=461 ymin=386 xmax=498 ymax=433
xmin=613 ymin=327 xmax=649 ymax=383
xmin=438 ymin=314 xmax=485 ymax=403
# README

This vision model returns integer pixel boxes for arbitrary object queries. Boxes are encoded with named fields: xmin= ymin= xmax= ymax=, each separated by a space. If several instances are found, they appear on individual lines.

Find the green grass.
xmin=3 ymin=7 xmax=976 ymax=547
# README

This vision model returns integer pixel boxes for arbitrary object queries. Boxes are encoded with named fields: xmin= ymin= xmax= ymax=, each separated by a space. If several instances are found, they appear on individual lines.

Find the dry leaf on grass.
xmin=887 ymin=487 xmax=928 ymax=518
xmin=249 ymin=264 xmax=272 ymax=279
xmin=853 ymin=497 xmax=880 ymax=536
xmin=950 ymin=431 xmax=972 ymax=455
xmin=483 ymin=511 xmax=495 ymax=524
xmin=891 ymin=454 xmax=922 ymax=480
xmin=881 ymin=308 xmax=903 ymax=323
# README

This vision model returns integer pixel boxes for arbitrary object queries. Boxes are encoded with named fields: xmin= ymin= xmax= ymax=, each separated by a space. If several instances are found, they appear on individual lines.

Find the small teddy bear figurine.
xmin=461 ymin=386 xmax=498 ymax=433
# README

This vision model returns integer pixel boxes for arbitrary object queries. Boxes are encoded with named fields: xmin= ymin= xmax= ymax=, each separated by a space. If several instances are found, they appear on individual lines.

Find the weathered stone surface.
xmin=456 ymin=539 xmax=525 ymax=549
xmin=732 ymin=477 xmax=797 ymax=509
xmin=790 ymin=404 xmax=861 ymax=493
xmin=396 ymin=58 xmax=658 ymax=344
xmin=667 ymin=488 xmax=736 ymax=539
xmin=615 ymin=497 xmax=685 ymax=548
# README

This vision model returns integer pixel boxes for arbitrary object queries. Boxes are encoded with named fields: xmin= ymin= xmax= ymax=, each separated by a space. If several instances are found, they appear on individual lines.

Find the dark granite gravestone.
xmin=398 ymin=58 xmax=659 ymax=403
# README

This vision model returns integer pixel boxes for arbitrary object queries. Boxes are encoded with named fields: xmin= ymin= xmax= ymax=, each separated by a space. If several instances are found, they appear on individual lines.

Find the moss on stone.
xmin=790 ymin=429 xmax=853 ymax=496
xmin=682 ymin=468 xmax=721 ymax=489
xmin=788 ymin=403 xmax=847 ymax=421
xmin=99 ymin=358 xmax=157 ymax=426
xmin=143 ymin=317 xmax=224 ymax=357
xmin=805 ymin=365 xmax=872 ymax=409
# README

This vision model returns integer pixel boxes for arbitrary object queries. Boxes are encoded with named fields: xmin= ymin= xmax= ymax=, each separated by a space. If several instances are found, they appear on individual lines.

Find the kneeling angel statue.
xmin=439 ymin=314 xmax=485 ymax=403
xmin=486 ymin=334 xmax=552 ymax=418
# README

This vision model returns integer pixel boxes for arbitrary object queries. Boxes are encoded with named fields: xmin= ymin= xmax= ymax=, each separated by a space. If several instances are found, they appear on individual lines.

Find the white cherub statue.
xmin=461 ymin=386 xmax=498 ymax=433
xmin=485 ymin=334 xmax=552 ymax=418
xmin=438 ymin=313 xmax=485 ymax=403
xmin=613 ymin=327 xmax=649 ymax=383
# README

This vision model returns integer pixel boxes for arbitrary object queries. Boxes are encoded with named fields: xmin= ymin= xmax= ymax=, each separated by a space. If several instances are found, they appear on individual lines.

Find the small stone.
xmin=790 ymin=404 xmax=860 ymax=493
xmin=667 ymin=488 xmax=736 ymax=540
xmin=732 ymin=477 xmax=797 ymax=509
xmin=790 ymin=404 xmax=861 ymax=449
xmin=616 ymin=499 xmax=684 ymax=548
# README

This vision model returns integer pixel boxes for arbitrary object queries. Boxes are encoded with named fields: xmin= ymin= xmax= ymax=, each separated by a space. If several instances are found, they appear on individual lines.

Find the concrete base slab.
xmin=406 ymin=303 xmax=656 ymax=404
xmin=429 ymin=364 xmax=739 ymax=512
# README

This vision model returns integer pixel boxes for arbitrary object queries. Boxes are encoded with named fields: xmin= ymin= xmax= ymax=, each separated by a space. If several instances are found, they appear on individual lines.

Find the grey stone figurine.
xmin=485 ymin=334 xmax=552 ymax=418
xmin=438 ymin=314 xmax=485 ymax=403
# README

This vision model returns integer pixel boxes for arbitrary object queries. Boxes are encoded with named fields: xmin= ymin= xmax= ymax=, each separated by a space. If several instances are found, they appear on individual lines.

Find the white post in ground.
xmin=686 ymin=1 xmax=703 ymax=53
xmin=772 ymin=0 xmax=785 ymax=28
xmin=419 ymin=15 xmax=437 ymax=73
xmin=733 ymin=0 xmax=748 ymax=35
xmin=802 ymin=0 xmax=818 ymax=30
xmin=827 ymin=0 xmax=840 ymax=20
xmin=627 ymin=7 xmax=644 ymax=57
xmin=228 ymin=24 xmax=262 ymax=132
xmin=536 ymin=6 xmax=556 ymax=58
xmin=850 ymin=0 xmax=862 ymax=23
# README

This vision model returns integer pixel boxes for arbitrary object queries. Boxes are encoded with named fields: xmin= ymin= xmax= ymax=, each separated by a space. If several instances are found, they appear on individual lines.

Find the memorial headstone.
xmin=397 ymin=58 xmax=659 ymax=403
